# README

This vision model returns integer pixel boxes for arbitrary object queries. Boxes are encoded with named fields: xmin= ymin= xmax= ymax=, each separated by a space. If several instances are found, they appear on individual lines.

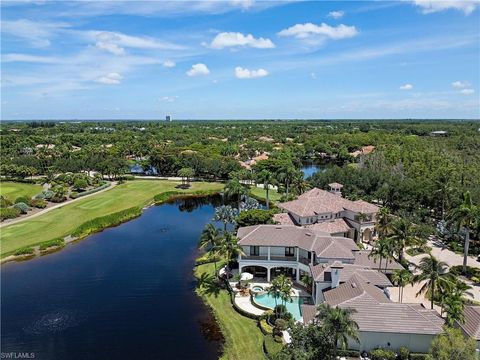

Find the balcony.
xmin=299 ymin=257 xmax=311 ymax=266
xmin=241 ymin=255 xmax=268 ymax=261
xmin=270 ymin=256 xmax=297 ymax=262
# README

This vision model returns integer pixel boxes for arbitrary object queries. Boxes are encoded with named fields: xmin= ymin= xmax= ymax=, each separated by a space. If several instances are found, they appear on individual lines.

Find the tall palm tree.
xmin=224 ymin=178 xmax=247 ymax=211
xmin=217 ymin=231 xmax=244 ymax=271
xmin=292 ymin=173 xmax=310 ymax=195
xmin=277 ymin=165 xmax=298 ymax=199
xmin=375 ymin=207 xmax=393 ymax=239
xmin=198 ymin=223 xmax=222 ymax=275
xmin=369 ymin=237 xmax=390 ymax=272
xmin=177 ymin=167 xmax=195 ymax=186
xmin=392 ymin=269 xmax=412 ymax=303
xmin=443 ymin=279 xmax=473 ymax=325
xmin=315 ymin=303 xmax=359 ymax=354
xmin=214 ymin=205 xmax=237 ymax=231
xmin=257 ymin=169 xmax=275 ymax=209
xmin=413 ymin=255 xmax=449 ymax=310
xmin=389 ymin=218 xmax=420 ymax=263
xmin=447 ymin=192 xmax=478 ymax=274
xmin=268 ymin=277 xmax=282 ymax=314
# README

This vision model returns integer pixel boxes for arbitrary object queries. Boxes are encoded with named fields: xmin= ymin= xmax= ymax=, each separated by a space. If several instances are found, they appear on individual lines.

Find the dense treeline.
xmin=1 ymin=120 xmax=479 ymax=218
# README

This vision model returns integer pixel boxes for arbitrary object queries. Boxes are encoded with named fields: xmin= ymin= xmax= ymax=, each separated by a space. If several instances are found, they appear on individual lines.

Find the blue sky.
xmin=1 ymin=0 xmax=479 ymax=120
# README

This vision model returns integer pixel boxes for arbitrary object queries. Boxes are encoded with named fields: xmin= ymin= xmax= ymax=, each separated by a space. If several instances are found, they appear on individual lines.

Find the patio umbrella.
xmin=240 ymin=272 xmax=254 ymax=281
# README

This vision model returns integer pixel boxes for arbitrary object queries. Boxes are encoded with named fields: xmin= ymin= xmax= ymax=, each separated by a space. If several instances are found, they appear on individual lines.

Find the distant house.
xmin=276 ymin=184 xmax=379 ymax=242
xmin=239 ymin=152 xmax=269 ymax=170
xmin=430 ymin=130 xmax=448 ymax=137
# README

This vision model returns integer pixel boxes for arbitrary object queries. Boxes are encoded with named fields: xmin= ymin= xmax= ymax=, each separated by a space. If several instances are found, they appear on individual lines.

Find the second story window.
xmin=251 ymin=246 xmax=260 ymax=256
xmin=285 ymin=247 xmax=295 ymax=257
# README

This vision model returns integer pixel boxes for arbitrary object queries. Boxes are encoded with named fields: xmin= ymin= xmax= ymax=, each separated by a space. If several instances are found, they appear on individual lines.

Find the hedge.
xmin=409 ymin=353 xmax=428 ymax=360
xmin=153 ymin=189 xmax=221 ymax=205
xmin=39 ymin=238 xmax=64 ymax=251
xmin=74 ymin=183 xmax=111 ymax=198
xmin=71 ymin=206 xmax=142 ymax=238
xmin=370 ymin=348 xmax=396 ymax=360
xmin=337 ymin=349 xmax=360 ymax=357
xmin=259 ymin=319 xmax=273 ymax=335
xmin=14 ymin=246 xmax=34 ymax=256
xmin=0 ymin=207 xmax=20 ymax=220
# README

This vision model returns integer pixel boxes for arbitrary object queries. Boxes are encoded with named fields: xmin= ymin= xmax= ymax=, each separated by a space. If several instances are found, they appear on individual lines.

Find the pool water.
xmin=254 ymin=293 xmax=304 ymax=321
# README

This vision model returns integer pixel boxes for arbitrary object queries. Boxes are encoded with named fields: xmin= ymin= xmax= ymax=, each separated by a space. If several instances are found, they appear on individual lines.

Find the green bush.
xmin=337 ymin=349 xmax=360 ymax=357
xmin=0 ymin=207 xmax=20 ymax=220
xmin=14 ymin=246 xmax=34 ymax=256
xmin=15 ymin=196 xmax=31 ymax=205
xmin=450 ymin=265 xmax=480 ymax=280
xmin=75 ymin=183 xmax=110 ymax=198
xmin=0 ymin=196 xmax=13 ymax=208
xmin=236 ymin=209 xmax=275 ymax=227
xmin=39 ymin=238 xmax=64 ymax=250
xmin=35 ymin=190 xmax=54 ymax=200
xmin=398 ymin=346 xmax=409 ymax=360
xmin=13 ymin=202 xmax=29 ymax=214
xmin=259 ymin=319 xmax=273 ymax=335
xmin=70 ymin=191 xmax=79 ymax=199
xmin=30 ymin=198 xmax=48 ymax=208
xmin=370 ymin=348 xmax=396 ymax=360
xmin=409 ymin=353 xmax=428 ymax=360
xmin=72 ymin=206 xmax=142 ymax=238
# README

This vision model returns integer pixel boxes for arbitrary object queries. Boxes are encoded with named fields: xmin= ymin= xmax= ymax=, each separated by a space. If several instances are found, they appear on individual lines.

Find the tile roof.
xmin=237 ymin=225 xmax=358 ymax=260
xmin=301 ymin=304 xmax=317 ymax=324
xmin=354 ymin=251 xmax=404 ymax=273
xmin=307 ymin=219 xmax=351 ymax=234
xmin=273 ymin=213 xmax=296 ymax=225
xmin=310 ymin=263 xmax=392 ymax=287
xmin=279 ymin=188 xmax=379 ymax=217
xmin=459 ymin=305 xmax=480 ymax=340
xmin=328 ymin=182 xmax=344 ymax=188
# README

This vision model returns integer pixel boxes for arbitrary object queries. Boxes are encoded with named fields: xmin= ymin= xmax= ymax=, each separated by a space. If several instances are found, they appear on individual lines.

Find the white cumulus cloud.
xmin=412 ymin=0 xmax=477 ymax=15
xmin=95 ymin=41 xmax=125 ymax=55
xmin=96 ymin=72 xmax=123 ymax=85
xmin=460 ymin=88 xmax=475 ymax=95
xmin=163 ymin=60 xmax=176 ymax=68
xmin=452 ymin=80 xmax=470 ymax=88
xmin=186 ymin=63 xmax=210 ymax=76
xmin=277 ymin=22 xmax=358 ymax=40
xmin=399 ymin=84 xmax=413 ymax=90
xmin=161 ymin=96 xmax=178 ymax=102
xmin=210 ymin=32 xmax=275 ymax=49
xmin=234 ymin=67 xmax=268 ymax=79
xmin=328 ymin=10 xmax=345 ymax=19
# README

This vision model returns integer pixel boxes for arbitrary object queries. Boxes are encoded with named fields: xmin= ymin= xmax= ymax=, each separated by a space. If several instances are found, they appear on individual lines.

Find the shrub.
xmin=14 ymin=246 xmax=34 ymax=256
xmin=409 ymin=353 xmax=428 ymax=360
xmin=39 ymin=238 xmax=64 ymax=251
xmin=15 ymin=196 xmax=31 ymax=205
xmin=35 ymin=190 xmax=54 ymax=200
xmin=273 ymin=318 xmax=288 ymax=336
xmin=337 ymin=349 xmax=360 ymax=357
xmin=259 ymin=319 xmax=273 ymax=335
xmin=30 ymin=198 xmax=48 ymax=208
xmin=73 ymin=178 xmax=88 ymax=191
xmin=0 ymin=207 xmax=20 ymax=220
xmin=72 ymin=207 xmax=142 ymax=238
xmin=369 ymin=348 xmax=396 ymax=360
xmin=236 ymin=209 xmax=275 ymax=227
xmin=0 ymin=196 xmax=13 ymax=208
xmin=13 ymin=202 xmax=29 ymax=214
xmin=398 ymin=346 xmax=409 ymax=360
xmin=75 ymin=183 xmax=110 ymax=198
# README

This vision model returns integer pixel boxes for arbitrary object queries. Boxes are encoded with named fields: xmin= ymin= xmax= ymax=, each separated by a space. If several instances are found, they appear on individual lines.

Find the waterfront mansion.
xmin=274 ymin=183 xmax=379 ymax=243
xmin=236 ymin=225 xmax=444 ymax=353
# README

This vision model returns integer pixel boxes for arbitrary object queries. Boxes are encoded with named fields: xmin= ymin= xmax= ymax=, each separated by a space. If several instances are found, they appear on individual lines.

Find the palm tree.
xmin=443 ymin=279 xmax=473 ymax=325
xmin=224 ymin=178 xmax=247 ymax=211
xmin=277 ymin=165 xmax=298 ymax=198
xmin=447 ymin=192 xmax=478 ymax=274
xmin=375 ymin=207 xmax=393 ymax=239
xmin=292 ymin=173 xmax=310 ymax=195
xmin=177 ymin=167 xmax=195 ymax=186
xmin=369 ymin=237 xmax=390 ymax=272
xmin=256 ymin=169 xmax=275 ymax=209
xmin=389 ymin=218 xmax=420 ymax=263
xmin=392 ymin=269 xmax=412 ymax=303
xmin=315 ymin=303 xmax=359 ymax=354
xmin=413 ymin=255 xmax=449 ymax=310
xmin=198 ymin=224 xmax=222 ymax=276
xmin=217 ymin=231 xmax=244 ymax=271
xmin=214 ymin=205 xmax=237 ymax=231
xmin=268 ymin=277 xmax=282 ymax=314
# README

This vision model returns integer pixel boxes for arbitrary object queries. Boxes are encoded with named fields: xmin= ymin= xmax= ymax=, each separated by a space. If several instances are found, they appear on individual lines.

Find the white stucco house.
xmin=236 ymin=224 xmax=444 ymax=353
xmin=274 ymin=183 xmax=379 ymax=242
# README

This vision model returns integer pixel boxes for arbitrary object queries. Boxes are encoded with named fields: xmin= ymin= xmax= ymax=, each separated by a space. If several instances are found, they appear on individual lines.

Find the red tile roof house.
xmin=275 ymin=183 xmax=379 ymax=243
xmin=236 ymin=224 xmax=443 ymax=354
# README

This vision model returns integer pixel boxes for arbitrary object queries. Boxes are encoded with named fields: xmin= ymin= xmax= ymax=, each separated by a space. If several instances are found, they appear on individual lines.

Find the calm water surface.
xmin=301 ymin=162 xmax=328 ymax=179
xmin=1 ymin=197 xmax=224 ymax=360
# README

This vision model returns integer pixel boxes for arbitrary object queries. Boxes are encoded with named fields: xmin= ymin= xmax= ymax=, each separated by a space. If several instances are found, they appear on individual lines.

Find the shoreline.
xmin=1 ymin=187 xmax=222 ymax=265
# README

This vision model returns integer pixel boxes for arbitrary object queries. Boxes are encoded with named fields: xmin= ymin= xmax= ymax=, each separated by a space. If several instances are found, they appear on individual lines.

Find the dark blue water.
xmin=1 ymin=197 xmax=224 ymax=360
xmin=301 ymin=162 xmax=327 ymax=179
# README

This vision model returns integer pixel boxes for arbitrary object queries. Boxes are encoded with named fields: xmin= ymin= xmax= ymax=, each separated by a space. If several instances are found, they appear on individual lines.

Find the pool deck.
xmin=229 ymin=280 xmax=310 ymax=319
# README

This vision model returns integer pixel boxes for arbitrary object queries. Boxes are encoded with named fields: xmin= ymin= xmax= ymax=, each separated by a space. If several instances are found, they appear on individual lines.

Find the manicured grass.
xmin=0 ymin=181 xmax=42 ymax=201
xmin=249 ymin=186 xmax=282 ymax=203
xmin=1 ymin=180 xmax=223 ymax=257
xmin=195 ymin=262 xmax=266 ymax=360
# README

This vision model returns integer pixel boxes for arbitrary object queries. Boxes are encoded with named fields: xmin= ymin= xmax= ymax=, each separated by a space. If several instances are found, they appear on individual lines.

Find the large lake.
xmin=301 ymin=162 xmax=328 ymax=179
xmin=1 ymin=197 xmax=225 ymax=360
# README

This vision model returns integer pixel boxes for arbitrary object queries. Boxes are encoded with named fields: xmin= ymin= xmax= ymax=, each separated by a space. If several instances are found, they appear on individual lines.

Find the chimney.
xmin=328 ymin=182 xmax=343 ymax=197
xmin=330 ymin=261 xmax=343 ymax=288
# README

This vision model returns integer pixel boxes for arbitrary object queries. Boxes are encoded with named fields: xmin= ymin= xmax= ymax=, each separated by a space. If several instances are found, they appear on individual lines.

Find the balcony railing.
xmin=298 ymin=257 xmax=311 ymax=266
xmin=241 ymin=255 xmax=268 ymax=261
xmin=270 ymin=256 xmax=297 ymax=262
xmin=241 ymin=255 xmax=312 ymax=264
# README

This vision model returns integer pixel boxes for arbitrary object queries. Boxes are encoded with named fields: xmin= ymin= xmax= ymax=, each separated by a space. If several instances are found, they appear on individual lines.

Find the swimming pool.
xmin=253 ymin=293 xmax=304 ymax=321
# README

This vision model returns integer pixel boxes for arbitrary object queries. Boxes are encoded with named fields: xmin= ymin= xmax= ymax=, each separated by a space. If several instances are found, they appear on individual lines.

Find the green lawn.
xmin=0 ymin=181 xmax=43 ymax=201
xmin=195 ymin=262 xmax=266 ymax=360
xmin=249 ymin=186 xmax=282 ymax=203
xmin=1 ymin=180 xmax=223 ymax=257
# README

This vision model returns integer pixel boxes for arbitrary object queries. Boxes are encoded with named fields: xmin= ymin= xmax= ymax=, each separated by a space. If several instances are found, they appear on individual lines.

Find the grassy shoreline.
xmin=195 ymin=261 xmax=278 ymax=360
xmin=1 ymin=180 xmax=224 ymax=258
